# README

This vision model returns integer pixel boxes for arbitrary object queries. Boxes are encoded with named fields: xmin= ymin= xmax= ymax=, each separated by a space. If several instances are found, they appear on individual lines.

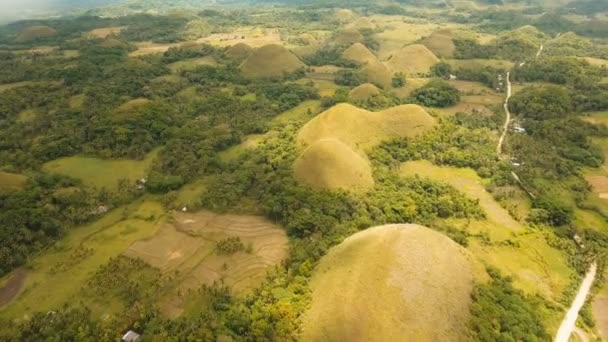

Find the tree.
xmin=411 ymin=79 xmax=460 ymax=107
xmin=392 ymin=72 xmax=406 ymax=88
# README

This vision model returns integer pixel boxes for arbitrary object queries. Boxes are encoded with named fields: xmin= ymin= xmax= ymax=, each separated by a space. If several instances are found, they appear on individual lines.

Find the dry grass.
xmin=0 ymin=171 xmax=27 ymax=193
xmin=294 ymin=139 xmax=374 ymax=190
xmin=593 ymin=283 xmax=608 ymax=341
xmin=386 ymin=44 xmax=439 ymax=76
xmin=336 ymin=9 xmax=355 ymax=23
xmin=225 ymin=43 xmax=253 ymax=61
xmin=0 ymin=81 xmax=33 ymax=93
xmin=334 ymin=28 xmax=364 ymax=46
xmin=421 ymin=29 xmax=456 ymax=58
xmin=168 ymin=56 xmax=217 ymax=73
xmin=239 ymin=44 xmax=305 ymax=79
xmin=371 ymin=16 xmax=441 ymax=59
xmin=306 ymin=65 xmax=339 ymax=82
xmin=196 ymin=27 xmax=282 ymax=48
xmin=581 ymin=57 xmax=608 ymax=67
xmin=342 ymin=43 xmax=378 ymax=66
xmin=300 ymin=224 xmax=474 ymax=341
xmin=298 ymin=103 xmax=436 ymax=151
xmin=125 ymin=210 xmax=288 ymax=317
xmin=399 ymin=161 xmax=573 ymax=300
xmin=346 ymin=17 xmax=376 ymax=31
xmin=349 ymin=83 xmax=381 ymax=100
xmin=87 ymin=26 xmax=125 ymax=38
xmin=361 ymin=59 xmax=393 ymax=88
xmin=294 ymin=104 xmax=435 ymax=191
xmin=16 ymin=109 xmax=37 ymax=123
xmin=16 ymin=26 xmax=57 ymax=42
xmin=446 ymin=58 xmax=514 ymax=70
xmin=129 ymin=42 xmax=181 ymax=57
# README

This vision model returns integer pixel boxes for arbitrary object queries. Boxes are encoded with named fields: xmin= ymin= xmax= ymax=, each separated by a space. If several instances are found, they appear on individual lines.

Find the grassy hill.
xmin=15 ymin=25 xmax=57 ymax=42
xmin=300 ymin=224 xmax=474 ymax=341
xmin=349 ymin=83 xmax=381 ymax=100
xmin=225 ymin=43 xmax=253 ymax=61
xmin=298 ymin=103 xmax=436 ymax=151
xmin=342 ymin=43 xmax=378 ymax=66
xmin=421 ymin=29 xmax=456 ymax=58
xmin=386 ymin=44 xmax=439 ymax=76
xmin=294 ymin=138 xmax=374 ymax=190
xmin=239 ymin=44 xmax=305 ymax=79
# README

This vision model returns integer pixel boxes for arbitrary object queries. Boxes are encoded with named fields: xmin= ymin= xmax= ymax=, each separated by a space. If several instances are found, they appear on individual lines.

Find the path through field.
xmin=555 ymin=262 xmax=597 ymax=342
xmin=497 ymin=72 xmax=511 ymax=156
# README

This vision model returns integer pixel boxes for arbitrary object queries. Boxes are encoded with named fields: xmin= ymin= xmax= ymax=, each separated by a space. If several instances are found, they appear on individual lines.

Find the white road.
xmin=497 ymin=71 xmax=511 ymax=156
xmin=554 ymin=262 xmax=598 ymax=342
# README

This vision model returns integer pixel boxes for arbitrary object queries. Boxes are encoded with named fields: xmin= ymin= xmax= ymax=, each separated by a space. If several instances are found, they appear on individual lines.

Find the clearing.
xmin=300 ymin=224 xmax=475 ymax=341
xmin=87 ymin=26 xmax=125 ymax=38
xmin=42 ymin=149 xmax=158 ymax=191
xmin=0 ymin=200 xmax=165 ymax=319
xmin=400 ymin=160 xmax=573 ymax=302
xmin=0 ymin=171 xmax=27 ymax=192
xmin=124 ymin=210 xmax=288 ymax=317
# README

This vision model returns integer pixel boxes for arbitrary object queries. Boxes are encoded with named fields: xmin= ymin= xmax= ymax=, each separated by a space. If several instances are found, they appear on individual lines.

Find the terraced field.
xmin=124 ymin=211 xmax=288 ymax=317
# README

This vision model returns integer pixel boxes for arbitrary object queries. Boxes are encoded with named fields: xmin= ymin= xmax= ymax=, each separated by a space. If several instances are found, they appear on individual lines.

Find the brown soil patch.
xmin=586 ymin=175 xmax=608 ymax=195
xmin=0 ymin=269 xmax=27 ymax=307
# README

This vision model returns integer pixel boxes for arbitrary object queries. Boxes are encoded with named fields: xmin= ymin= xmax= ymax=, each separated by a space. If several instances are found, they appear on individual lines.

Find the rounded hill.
xmin=349 ymin=83 xmax=381 ymax=100
xmin=421 ymin=29 xmax=456 ymax=58
xmin=297 ymin=103 xmax=436 ymax=151
xmin=16 ymin=26 xmax=57 ymax=42
xmin=386 ymin=44 xmax=439 ymax=75
xmin=342 ymin=43 xmax=378 ymax=66
xmin=293 ymin=139 xmax=374 ymax=191
xmin=300 ymin=224 xmax=474 ymax=341
xmin=226 ymin=43 xmax=253 ymax=61
xmin=239 ymin=44 xmax=305 ymax=79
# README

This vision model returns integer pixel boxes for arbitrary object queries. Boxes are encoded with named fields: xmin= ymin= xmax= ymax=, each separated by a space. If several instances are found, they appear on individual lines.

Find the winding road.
xmin=499 ymin=46 xmax=597 ymax=341
xmin=497 ymin=71 xmax=511 ymax=156
xmin=555 ymin=262 xmax=597 ymax=342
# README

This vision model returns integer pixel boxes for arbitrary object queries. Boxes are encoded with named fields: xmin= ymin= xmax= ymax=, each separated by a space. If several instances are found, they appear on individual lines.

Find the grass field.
xmin=346 ymin=17 xmax=376 ymax=31
xmin=129 ymin=42 xmax=181 ymax=57
xmin=333 ymin=28 xmax=364 ymax=46
xmin=399 ymin=160 xmax=573 ymax=301
xmin=0 ymin=171 xmax=27 ymax=192
xmin=300 ymin=224 xmax=474 ymax=341
xmin=196 ymin=27 xmax=282 ymax=48
xmin=0 ymin=199 xmax=165 ymax=319
xmin=361 ymin=59 xmax=393 ymax=88
xmin=240 ymin=44 xmax=305 ymax=79
xmin=42 ymin=149 xmax=159 ymax=191
xmin=446 ymin=58 xmax=514 ymax=70
xmin=582 ymin=111 xmax=608 ymax=126
xmin=125 ymin=210 xmax=288 ymax=317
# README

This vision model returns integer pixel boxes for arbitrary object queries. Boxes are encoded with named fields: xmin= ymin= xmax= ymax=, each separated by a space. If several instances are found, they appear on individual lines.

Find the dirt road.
xmin=555 ymin=262 xmax=597 ymax=342
xmin=497 ymin=71 xmax=511 ymax=156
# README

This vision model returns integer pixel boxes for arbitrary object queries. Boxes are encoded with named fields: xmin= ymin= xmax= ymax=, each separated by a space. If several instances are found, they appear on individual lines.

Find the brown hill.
xmin=386 ymin=44 xmax=439 ymax=76
xmin=421 ymin=29 xmax=456 ymax=58
xmin=226 ymin=43 xmax=253 ymax=61
xmin=16 ymin=26 xmax=57 ymax=42
xmin=239 ymin=44 xmax=305 ymax=79
xmin=342 ymin=43 xmax=378 ymax=66
xmin=294 ymin=139 xmax=374 ymax=190
xmin=349 ymin=83 xmax=381 ymax=100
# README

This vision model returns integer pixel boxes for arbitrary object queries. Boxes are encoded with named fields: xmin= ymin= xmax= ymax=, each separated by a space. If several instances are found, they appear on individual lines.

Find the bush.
xmin=411 ymin=79 xmax=460 ymax=107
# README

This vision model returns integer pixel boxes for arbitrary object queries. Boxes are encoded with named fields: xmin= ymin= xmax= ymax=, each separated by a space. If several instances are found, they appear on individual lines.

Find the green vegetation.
xmin=411 ymin=79 xmax=461 ymax=107
xmin=1 ymin=1 xmax=608 ymax=341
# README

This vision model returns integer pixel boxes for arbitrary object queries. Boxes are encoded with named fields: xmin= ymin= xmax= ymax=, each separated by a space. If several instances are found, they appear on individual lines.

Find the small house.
xmin=122 ymin=330 xmax=142 ymax=342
